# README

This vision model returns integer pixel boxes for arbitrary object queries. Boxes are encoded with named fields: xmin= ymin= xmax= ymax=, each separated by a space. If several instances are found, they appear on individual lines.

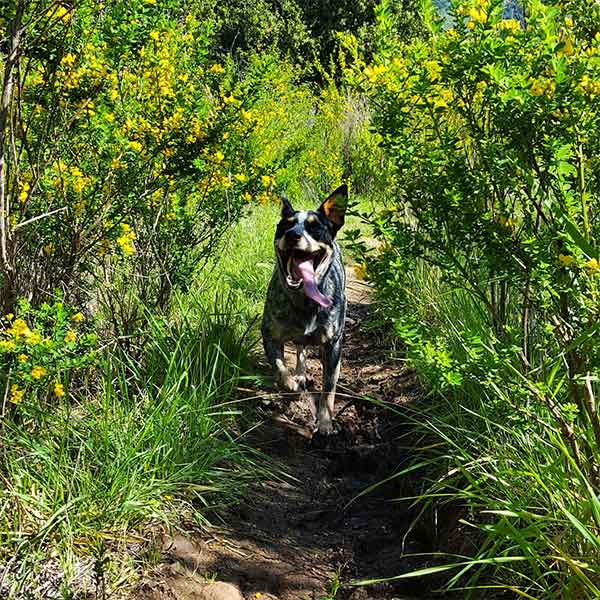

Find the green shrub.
xmin=346 ymin=0 xmax=600 ymax=594
xmin=0 ymin=294 xmax=258 ymax=594
xmin=0 ymin=299 xmax=96 ymax=413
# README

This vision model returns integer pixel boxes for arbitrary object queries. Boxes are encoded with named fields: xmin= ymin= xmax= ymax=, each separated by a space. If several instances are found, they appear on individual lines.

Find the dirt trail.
xmin=138 ymin=270 xmax=441 ymax=600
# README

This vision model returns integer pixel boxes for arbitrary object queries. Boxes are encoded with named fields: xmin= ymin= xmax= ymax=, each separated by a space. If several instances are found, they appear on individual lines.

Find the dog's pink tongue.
xmin=295 ymin=259 xmax=331 ymax=309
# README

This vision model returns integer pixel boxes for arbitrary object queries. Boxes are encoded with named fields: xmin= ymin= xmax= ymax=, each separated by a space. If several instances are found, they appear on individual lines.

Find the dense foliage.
xmin=5 ymin=0 xmax=600 ymax=596
xmin=347 ymin=0 xmax=600 ymax=595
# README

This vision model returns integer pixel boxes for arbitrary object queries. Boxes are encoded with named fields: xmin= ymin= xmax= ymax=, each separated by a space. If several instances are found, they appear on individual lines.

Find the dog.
xmin=261 ymin=184 xmax=348 ymax=435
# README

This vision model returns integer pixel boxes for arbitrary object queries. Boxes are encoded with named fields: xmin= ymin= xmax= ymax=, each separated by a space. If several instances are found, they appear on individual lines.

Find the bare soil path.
xmin=138 ymin=270 xmax=443 ymax=600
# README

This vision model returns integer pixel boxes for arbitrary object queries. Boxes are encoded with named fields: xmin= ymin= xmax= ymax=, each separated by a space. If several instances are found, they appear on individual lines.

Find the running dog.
xmin=261 ymin=185 xmax=348 ymax=434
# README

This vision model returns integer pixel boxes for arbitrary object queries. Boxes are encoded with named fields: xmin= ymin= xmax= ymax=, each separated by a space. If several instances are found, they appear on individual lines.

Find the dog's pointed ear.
xmin=281 ymin=192 xmax=294 ymax=217
xmin=317 ymin=184 xmax=348 ymax=234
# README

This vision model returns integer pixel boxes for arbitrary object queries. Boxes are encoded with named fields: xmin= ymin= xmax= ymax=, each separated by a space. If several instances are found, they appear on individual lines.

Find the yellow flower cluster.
xmin=10 ymin=384 xmax=24 ymax=404
xmin=558 ymin=255 xmax=600 ymax=273
xmin=353 ymin=263 xmax=368 ymax=281
xmin=61 ymin=53 xmax=76 ymax=67
xmin=530 ymin=78 xmax=556 ymax=98
xmin=69 ymin=165 xmax=91 ymax=193
xmin=8 ymin=318 xmax=31 ymax=338
xmin=577 ymin=74 xmax=600 ymax=96
xmin=46 ymin=4 xmax=71 ymax=22
xmin=425 ymin=60 xmax=443 ymax=82
xmin=31 ymin=365 xmax=47 ymax=379
xmin=363 ymin=65 xmax=387 ymax=84
xmin=457 ymin=4 xmax=487 ymax=28
xmin=117 ymin=223 xmax=136 ymax=256
xmin=558 ymin=254 xmax=577 ymax=267
xmin=498 ymin=19 xmax=521 ymax=34
xmin=18 ymin=181 xmax=30 ymax=203
xmin=427 ymin=87 xmax=454 ymax=109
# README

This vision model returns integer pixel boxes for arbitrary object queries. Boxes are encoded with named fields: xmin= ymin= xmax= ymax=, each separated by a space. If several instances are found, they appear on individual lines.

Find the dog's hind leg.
xmin=317 ymin=337 xmax=342 ymax=434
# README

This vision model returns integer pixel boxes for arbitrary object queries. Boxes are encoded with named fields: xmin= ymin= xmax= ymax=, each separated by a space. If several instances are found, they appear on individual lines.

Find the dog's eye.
xmin=305 ymin=218 xmax=321 ymax=236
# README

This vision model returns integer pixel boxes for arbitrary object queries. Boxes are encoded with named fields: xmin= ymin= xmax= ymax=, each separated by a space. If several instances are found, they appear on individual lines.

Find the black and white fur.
xmin=261 ymin=185 xmax=348 ymax=434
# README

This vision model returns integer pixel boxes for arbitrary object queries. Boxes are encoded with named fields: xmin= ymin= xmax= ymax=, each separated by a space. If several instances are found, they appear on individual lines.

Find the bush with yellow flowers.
xmin=3 ymin=0 xmax=283 ymax=316
xmin=348 ymin=0 xmax=600 ymax=411
xmin=0 ymin=299 xmax=95 ymax=413
xmin=342 ymin=0 xmax=600 ymax=593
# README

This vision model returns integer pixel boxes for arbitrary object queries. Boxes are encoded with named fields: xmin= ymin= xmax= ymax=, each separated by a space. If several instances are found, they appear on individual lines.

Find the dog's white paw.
xmin=279 ymin=374 xmax=300 ymax=393
xmin=315 ymin=412 xmax=335 ymax=435
xmin=294 ymin=374 xmax=314 ymax=389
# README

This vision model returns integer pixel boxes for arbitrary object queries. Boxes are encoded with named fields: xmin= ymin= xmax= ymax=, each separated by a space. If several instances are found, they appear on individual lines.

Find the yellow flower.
xmin=10 ymin=318 xmax=31 ymax=338
xmin=61 ymin=53 xmax=76 ymax=67
xmin=466 ymin=20 xmax=476 ymax=30
xmin=17 ymin=354 xmax=28 ymax=363
xmin=499 ymin=19 xmax=521 ymax=33
xmin=64 ymin=330 xmax=77 ymax=343
xmin=353 ymin=263 xmax=368 ymax=281
xmin=5 ymin=313 xmax=13 ymax=321
xmin=18 ymin=181 xmax=30 ymax=203
xmin=243 ymin=192 xmax=252 ymax=202
xmin=468 ymin=7 xmax=486 ymax=23
xmin=260 ymin=175 xmax=273 ymax=188
xmin=209 ymin=64 xmax=225 ymax=74
xmin=558 ymin=253 xmax=577 ymax=267
xmin=72 ymin=312 xmax=84 ymax=323
xmin=46 ymin=5 xmax=71 ymax=22
xmin=117 ymin=223 xmax=136 ymax=256
xmin=10 ymin=384 xmax=24 ymax=404
xmin=31 ymin=365 xmax=47 ymax=379
xmin=72 ymin=176 xmax=89 ymax=193
xmin=498 ymin=216 xmax=515 ymax=231
xmin=363 ymin=64 xmax=386 ymax=84
xmin=424 ymin=60 xmax=442 ymax=82
xmin=530 ymin=79 xmax=545 ymax=97
xmin=25 ymin=330 xmax=42 ymax=346
xmin=0 ymin=340 xmax=16 ymax=351
xmin=213 ymin=150 xmax=225 ymax=162
xmin=54 ymin=383 xmax=65 ymax=398
xmin=585 ymin=258 xmax=599 ymax=272
xmin=234 ymin=173 xmax=247 ymax=183
xmin=128 ymin=140 xmax=143 ymax=153
xmin=149 ymin=31 xmax=160 ymax=42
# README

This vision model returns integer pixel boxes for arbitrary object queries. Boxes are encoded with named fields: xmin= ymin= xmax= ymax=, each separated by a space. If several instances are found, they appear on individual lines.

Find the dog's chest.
xmin=268 ymin=300 xmax=336 ymax=345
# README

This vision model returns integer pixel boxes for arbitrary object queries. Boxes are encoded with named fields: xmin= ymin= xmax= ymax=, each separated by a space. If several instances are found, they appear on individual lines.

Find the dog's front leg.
xmin=317 ymin=337 xmax=342 ymax=434
xmin=262 ymin=328 xmax=299 ymax=393
xmin=295 ymin=345 xmax=313 ymax=389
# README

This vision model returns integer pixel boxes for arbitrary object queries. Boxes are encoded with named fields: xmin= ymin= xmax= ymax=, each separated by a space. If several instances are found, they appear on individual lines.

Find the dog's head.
xmin=274 ymin=185 xmax=348 ymax=308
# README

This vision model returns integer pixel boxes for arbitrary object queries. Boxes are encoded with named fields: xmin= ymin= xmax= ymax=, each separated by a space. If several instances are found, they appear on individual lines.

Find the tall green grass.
xmin=365 ymin=264 xmax=600 ymax=598
xmin=0 ymin=294 xmax=262 ymax=595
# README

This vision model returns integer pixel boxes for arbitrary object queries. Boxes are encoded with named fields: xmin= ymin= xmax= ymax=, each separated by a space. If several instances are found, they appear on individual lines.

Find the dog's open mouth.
xmin=279 ymin=248 xmax=332 ymax=308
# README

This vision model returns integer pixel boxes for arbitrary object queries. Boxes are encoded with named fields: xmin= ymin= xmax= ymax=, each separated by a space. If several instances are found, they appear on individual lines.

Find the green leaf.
xmin=563 ymin=218 xmax=597 ymax=259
